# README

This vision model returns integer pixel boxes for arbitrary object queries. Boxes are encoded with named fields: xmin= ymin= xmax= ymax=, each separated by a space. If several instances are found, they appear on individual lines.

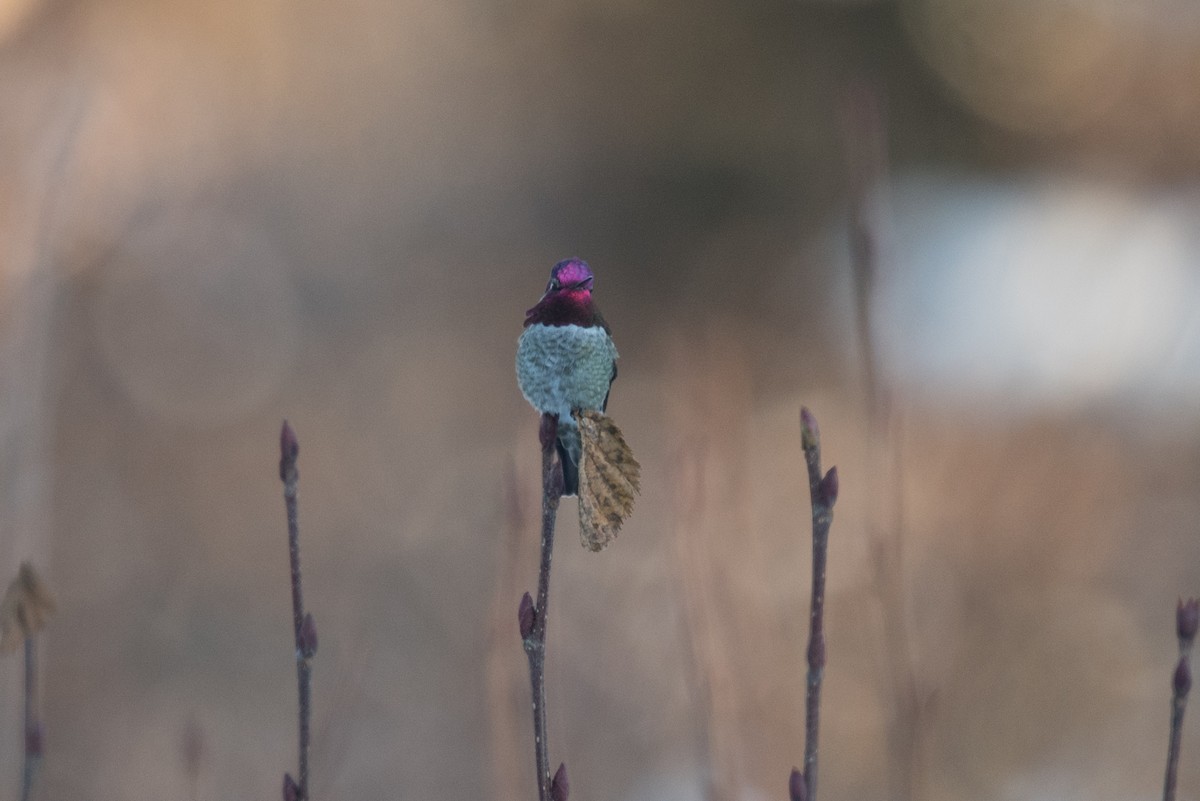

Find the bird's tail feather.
xmin=556 ymin=436 xmax=579 ymax=496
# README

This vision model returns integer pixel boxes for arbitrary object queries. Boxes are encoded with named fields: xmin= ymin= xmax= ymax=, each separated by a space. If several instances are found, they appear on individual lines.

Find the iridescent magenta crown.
xmin=550 ymin=258 xmax=594 ymax=289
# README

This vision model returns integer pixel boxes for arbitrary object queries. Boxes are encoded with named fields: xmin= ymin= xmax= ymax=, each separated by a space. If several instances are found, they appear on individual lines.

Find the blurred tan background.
xmin=1 ymin=0 xmax=1199 ymax=799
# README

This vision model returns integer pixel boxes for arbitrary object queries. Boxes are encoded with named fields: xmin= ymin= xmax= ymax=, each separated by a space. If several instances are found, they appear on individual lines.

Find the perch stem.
xmin=523 ymin=414 xmax=564 ymax=801
xmin=20 ymin=636 xmax=39 ymax=801
xmin=801 ymin=411 xmax=835 ymax=801
xmin=1163 ymin=646 xmax=1194 ymax=801
xmin=281 ymin=421 xmax=312 ymax=800
xmin=1164 ymin=685 xmax=1187 ymax=801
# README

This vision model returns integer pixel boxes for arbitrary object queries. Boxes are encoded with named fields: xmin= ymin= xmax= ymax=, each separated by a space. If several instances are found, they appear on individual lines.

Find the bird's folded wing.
xmin=573 ymin=410 xmax=640 ymax=551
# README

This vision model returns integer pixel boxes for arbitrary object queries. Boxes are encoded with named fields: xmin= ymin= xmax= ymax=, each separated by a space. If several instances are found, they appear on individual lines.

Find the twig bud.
xmin=789 ymin=767 xmax=807 ymax=801
xmin=551 ymin=763 xmax=570 ymax=801
xmin=280 ymin=421 xmax=300 ymax=484
xmin=819 ymin=466 xmax=839 ymax=507
xmin=299 ymin=613 xmax=318 ymax=659
xmin=1174 ymin=657 xmax=1192 ymax=696
xmin=1177 ymin=598 xmax=1199 ymax=646
xmin=283 ymin=773 xmax=299 ymax=801
xmin=518 ymin=592 xmax=536 ymax=640
xmin=800 ymin=407 xmax=820 ymax=452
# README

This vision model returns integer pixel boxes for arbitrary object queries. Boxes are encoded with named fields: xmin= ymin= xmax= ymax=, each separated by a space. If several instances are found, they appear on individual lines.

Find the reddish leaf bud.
xmin=279 ymin=421 xmax=299 ymax=484
xmin=1174 ymin=657 xmax=1192 ymax=696
xmin=789 ymin=767 xmax=807 ymax=801
xmin=800 ymin=407 xmax=820 ymax=451
xmin=551 ymin=763 xmax=570 ymax=801
xmin=299 ymin=613 xmax=318 ymax=659
xmin=819 ymin=466 xmax=839 ymax=507
xmin=1177 ymin=598 xmax=1199 ymax=645
xmin=283 ymin=773 xmax=299 ymax=801
xmin=518 ymin=592 xmax=536 ymax=640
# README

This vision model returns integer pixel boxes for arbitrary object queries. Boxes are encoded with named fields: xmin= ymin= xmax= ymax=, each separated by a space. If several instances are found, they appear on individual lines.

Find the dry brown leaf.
xmin=574 ymin=410 xmax=640 ymax=551
xmin=0 ymin=562 xmax=56 ymax=652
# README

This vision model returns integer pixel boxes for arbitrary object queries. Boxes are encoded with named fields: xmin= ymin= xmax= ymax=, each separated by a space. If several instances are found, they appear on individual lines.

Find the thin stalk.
xmin=1164 ymin=598 xmax=1197 ymax=801
xmin=21 ymin=636 xmax=40 ymax=801
xmin=2 ymin=564 xmax=54 ymax=801
xmin=1164 ymin=663 xmax=1188 ymax=801
xmin=280 ymin=421 xmax=316 ymax=801
xmin=798 ymin=408 xmax=837 ymax=801
xmin=521 ymin=414 xmax=565 ymax=801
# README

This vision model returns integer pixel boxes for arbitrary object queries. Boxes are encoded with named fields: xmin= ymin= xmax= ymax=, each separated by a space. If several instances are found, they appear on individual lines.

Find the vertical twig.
xmin=793 ymin=408 xmax=838 ymax=801
xmin=519 ymin=414 xmax=568 ymax=801
xmin=1164 ymin=598 xmax=1197 ymax=801
xmin=1 ymin=563 xmax=54 ymax=801
xmin=280 ymin=421 xmax=318 ymax=801
xmin=21 ymin=636 xmax=41 ymax=801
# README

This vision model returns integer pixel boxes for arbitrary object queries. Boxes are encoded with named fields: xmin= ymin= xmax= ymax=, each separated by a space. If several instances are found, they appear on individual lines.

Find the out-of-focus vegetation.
xmin=0 ymin=1 xmax=1198 ymax=799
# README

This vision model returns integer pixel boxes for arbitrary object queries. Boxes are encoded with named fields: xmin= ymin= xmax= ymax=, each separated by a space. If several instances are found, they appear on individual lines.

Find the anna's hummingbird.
xmin=516 ymin=258 xmax=618 ymax=496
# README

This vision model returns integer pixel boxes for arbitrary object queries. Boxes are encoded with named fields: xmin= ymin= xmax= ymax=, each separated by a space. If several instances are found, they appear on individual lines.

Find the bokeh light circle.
xmin=93 ymin=210 xmax=299 ymax=426
xmin=901 ymin=0 xmax=1135 ymax=134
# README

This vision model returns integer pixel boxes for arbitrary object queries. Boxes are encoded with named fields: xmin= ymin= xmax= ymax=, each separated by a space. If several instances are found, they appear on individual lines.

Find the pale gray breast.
xmin=516 ymin=323 xmax=618 ymax=420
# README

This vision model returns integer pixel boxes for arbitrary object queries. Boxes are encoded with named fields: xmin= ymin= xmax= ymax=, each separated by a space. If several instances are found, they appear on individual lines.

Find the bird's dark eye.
xmin=547 ymin=279 xmax=561 ymax=292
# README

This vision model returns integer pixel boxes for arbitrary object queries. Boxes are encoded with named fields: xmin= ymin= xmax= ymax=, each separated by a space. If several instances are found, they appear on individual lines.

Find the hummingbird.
xmin=516 ymin=258 xmax=618 ymax=497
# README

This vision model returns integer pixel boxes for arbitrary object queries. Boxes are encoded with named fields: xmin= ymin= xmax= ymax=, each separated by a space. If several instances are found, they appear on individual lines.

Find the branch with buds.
xmin=1 ymin=562 xmax=56 ymax=801
xmin=518 ymin=414 xmax=569 ymax=801
xmin=1163 ymin=597 xmax=1198 ymax=801
xmin=280 ymin=421 xmax=319 ymax=801
xmin=790 ymin=408 xmax=838 ymax=801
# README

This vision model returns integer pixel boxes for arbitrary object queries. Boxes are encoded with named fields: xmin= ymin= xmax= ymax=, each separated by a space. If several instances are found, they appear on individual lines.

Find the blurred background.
xmin=1 ymin=0 xmax=1199 ymax=799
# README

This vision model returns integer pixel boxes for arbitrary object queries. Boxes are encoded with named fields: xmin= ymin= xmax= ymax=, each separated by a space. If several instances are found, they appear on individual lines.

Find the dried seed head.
xmin=0 ymin=562 xmax=56 ymax=653
xmin=550 ymin=763 xmax=570 ymax=801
